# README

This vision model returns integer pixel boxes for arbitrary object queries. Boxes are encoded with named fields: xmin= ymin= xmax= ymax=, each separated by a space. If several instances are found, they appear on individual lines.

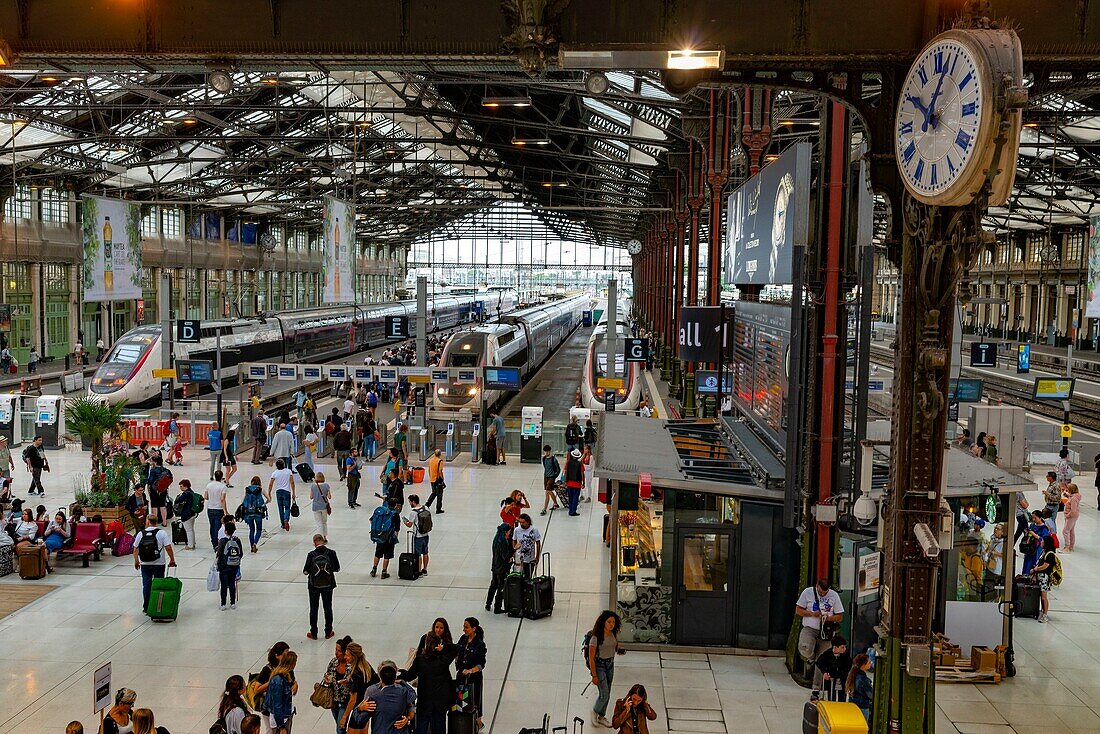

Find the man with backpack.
xmin=370 ymin=499 xmax=401 ymax=579
xmin=216 ymin=521 xmax=244 ymax=610
xmin=303 ymin=533 xmax=341 ymax=640
xmin=133 ymin=515 xmax=176 ymax=612
xmin=334 ymin=424 xmax=354 ymax=480
xmin=22 ymin=435 xmax=47 ymax=497
xmin=402 ymin=494 xmax=433 ymax=577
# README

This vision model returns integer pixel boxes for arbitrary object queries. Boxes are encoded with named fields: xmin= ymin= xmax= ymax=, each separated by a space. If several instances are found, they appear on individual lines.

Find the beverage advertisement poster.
xmin=323 ymin=196 xmax=355 ymax=304
xmin=1087 ymin=215 xmax=1100 ymax=318
xmin=81 ymin=195 xmax=142 ymax=302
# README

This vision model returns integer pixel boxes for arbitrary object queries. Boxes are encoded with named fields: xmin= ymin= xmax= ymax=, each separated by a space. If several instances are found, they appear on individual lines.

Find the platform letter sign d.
xmin=176 ymin=319 xmax=201 ymax=344
xmin=625 ymin=339 xmax=649 ymax=363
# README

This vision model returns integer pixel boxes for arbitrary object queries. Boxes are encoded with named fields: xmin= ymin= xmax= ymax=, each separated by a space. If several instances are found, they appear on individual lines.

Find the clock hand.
xmin=905 ymin=94 xmax=931 ymax=124
xmin=926 ymin=70 xmax=949 ymax=131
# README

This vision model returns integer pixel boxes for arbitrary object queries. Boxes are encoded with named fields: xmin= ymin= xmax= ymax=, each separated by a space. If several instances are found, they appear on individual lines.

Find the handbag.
xmin=290 ymin=501 xmax=300 ymax=518
xmin=310 ymin=681 xmax=334 ymax=709
xmin=206 ymin=562 xmax=219 ymax=592
xmin=814 ymin=589 xmax=840 ymax=640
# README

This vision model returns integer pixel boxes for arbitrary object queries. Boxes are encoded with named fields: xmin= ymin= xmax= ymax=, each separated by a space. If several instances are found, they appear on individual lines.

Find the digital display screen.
xmin=248 ymin=365 xmax=267 ymax=379
xmin=329 ymin=367 xmax=347 ymax=380
xmin=354 ymin=368 xmax=373 ymax=381
xmin=485 ymin=367 xmax=521 ymax=391
xmin=731 ymin=301 xmax=790 ymax=442
xmin=176 ymin=360 xmax=214 ymax=383
xmin=696 ymin=369 xmax=734 ymax=395
xmin=949 ymin=378 xmax=983 ymax=403
xmin=38 ymin=411 xmax=52 ymax=422
xmin=1034 ymin=378 xmax=1075 ymax=400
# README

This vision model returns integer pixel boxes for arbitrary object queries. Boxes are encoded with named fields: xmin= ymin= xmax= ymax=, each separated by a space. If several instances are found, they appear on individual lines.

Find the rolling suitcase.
xmin=448 ymin=709 xmax=477 ymax=734
xmin=518 ymin=714 xmax=550 ymax=734
xmin=146 ymin=568 xmax=183 ymax=622
xmin=296 ymin=462 xmax=315 ymax=482
xmin=551 ymin=716 xmax=584 ymax=734
xmin=802 ymin=681 xmax=841 ymax=734
xmin=554 ymin=480 xmax=569 ymax=508
xmin=171 ymin=519 xmax=188 ymax=545
xmin=17 ymin=544 xmax=46 ymax=580
xmin=259 ymin=444 xmax=271 ymax=461
xmin=398 ymin=530 xmax=420 ymax=580
xmin=522 ymin=552 xmax=555 ymax=619
xmin=1013 ymin=575 xmax=1041 ymax=619
xmin=504 ymin=570 xmax=526 ymax=618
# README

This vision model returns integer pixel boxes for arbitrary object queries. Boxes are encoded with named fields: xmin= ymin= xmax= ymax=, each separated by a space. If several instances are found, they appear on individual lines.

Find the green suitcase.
xmin=146 ymin=570 xmax=182 ymax=622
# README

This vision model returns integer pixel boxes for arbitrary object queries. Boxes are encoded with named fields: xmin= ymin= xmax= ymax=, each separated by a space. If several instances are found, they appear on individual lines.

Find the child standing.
xmin=845 ymin=653 xmax=873 ymax=723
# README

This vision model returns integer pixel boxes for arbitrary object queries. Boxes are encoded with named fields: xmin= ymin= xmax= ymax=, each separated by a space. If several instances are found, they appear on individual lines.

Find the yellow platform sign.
xmin=597 ymin=377 xmax=624 ymax=390
xmin=152 ymin=368 xmax=176 ymax=379
xmin=1062 ymin=423 xmax=1073 ymax=439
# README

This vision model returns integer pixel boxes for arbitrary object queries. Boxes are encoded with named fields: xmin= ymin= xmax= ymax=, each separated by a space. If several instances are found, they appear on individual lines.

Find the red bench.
xmin=56 ymin=522 xmax=105 ymax=567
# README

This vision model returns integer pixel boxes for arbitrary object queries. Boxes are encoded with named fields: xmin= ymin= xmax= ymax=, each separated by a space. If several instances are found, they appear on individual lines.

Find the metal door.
xmin=674 ymin=525 xmax=736 ymax=646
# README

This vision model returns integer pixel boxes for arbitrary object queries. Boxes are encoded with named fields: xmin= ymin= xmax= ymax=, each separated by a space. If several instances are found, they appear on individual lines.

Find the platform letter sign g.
xmin=625 ymin=338 xmax=648 ymax=363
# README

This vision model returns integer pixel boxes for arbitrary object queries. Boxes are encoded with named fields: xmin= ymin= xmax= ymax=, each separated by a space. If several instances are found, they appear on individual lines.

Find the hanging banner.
xmin=724 ymin=142 xmax=811 ymax=286
xmin=1087 ymin=215 xmax=1100 ymax=318
xmin=81 ymin=195 xmax=142 ymax=302
xmin=323 ymin=196 xmax=355 ymax=304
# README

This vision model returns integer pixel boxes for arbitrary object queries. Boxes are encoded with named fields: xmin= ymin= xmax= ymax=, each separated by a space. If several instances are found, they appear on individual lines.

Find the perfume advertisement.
xmin=81 ymin=195 xmax=142 ymax=302
xmin=323 ymin=195 xmax=355 ymax=304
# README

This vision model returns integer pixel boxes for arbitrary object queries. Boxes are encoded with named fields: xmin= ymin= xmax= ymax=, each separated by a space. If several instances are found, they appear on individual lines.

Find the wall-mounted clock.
xmin=626 ymin=239 xmax=642 ymax=255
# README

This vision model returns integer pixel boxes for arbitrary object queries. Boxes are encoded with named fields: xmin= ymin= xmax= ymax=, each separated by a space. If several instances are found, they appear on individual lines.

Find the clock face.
xmin=895 ymin=37 xmax=987 ymax=201
xmin=626 ymin=239 xmax=642 ymax=255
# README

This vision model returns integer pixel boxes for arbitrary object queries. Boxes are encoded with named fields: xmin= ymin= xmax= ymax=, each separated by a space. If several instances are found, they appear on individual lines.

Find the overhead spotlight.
xmin=1023 ymin=121 xmax=1039 ymax=128
xmin=585 ymin=72 xmax=610 ymax=96
xmin=2 ymin=117 xmax=27 ymax=127
xmin=512 ymin=135 xmax=550 ymax=146
xmin=666 ymin=49 xmax=724 ymax=71
xmin=260 ymin=73 xmax=279 ymax=86
xmin=39 ymin=74 xmax=61 ymax=84
xmin=357 ymin=118 xmax=372 ymax=128
xmin=764 ymin=154 xmax=780 ymax=162
xmin=181 ymin=113 xmax=199 ymax=124
xmin=481 ymin=95 xmax=533 ymax=108
xmin=209 ymin=70 xmax=234 ymax=94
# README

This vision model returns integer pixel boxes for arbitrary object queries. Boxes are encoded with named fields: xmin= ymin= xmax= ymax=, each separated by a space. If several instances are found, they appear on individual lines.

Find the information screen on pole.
xmin=176 ymin=359 xmax=214 ymax=383
xmin=948 ymin=378 xmax=984 ymax=403
xmin=485 ymin=367 xmax=521 ymax=391
xmin=730 ymin=301 xmax=791 ymax=443
xmin=1033 ymin=377 xmax=1076 ymax=400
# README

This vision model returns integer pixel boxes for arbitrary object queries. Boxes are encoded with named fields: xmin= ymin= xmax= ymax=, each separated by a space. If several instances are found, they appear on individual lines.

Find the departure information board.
xmin=730 ymin=301 xmax=791 ymax=442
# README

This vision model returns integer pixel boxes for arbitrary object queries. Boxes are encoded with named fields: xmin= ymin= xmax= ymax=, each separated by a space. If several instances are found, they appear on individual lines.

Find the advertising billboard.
xmin=81 ymin=195 xmax=142 ymax=302
xmin=323 ymin=196 xmax=355 ymax=304
xmin=1088 ymin=215 xmax=1100 ymax=318
xmin=724 ymin=142 xmax=811 ymax=286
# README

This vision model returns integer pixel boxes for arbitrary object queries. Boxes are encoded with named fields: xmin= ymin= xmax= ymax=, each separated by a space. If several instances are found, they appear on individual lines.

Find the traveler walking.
xmin=208 ymin=421 xmax=223 ymax=481
xmin=345 ymin=449 xmax=362 ymax=508
xmin=204 ymin=470 xmax=230 ymax=550
xmin=173 ymin=479 xmax=200 ymax=550
xmin=294 ymin=388 xmax=307 ymax=422
xmin=564 ymin=449 xmax=585 ymax=516
xmin=216 ymin=521 xmax=244 ymax=610
xmin=304 ymin=533 xmax=340 ymax=639
xmin=270 ymin=422 xmax=296 ymax=470
xmin=1063 ymin=483 xmax=1082 ymax=551
xmin=311 ymin=473 xmax=333 ymax=540
xmin=486 ymin=522 xmax=513 ymax=614
xmin=22 ymin=435 xmax=47 ymax=496
xmin=335 ymin=423 xmax=354 ymax=480
xmin=266 ymin=651 xmax=299 ymax=733
xmin=268 ymin=459 xmax=297 ymax=532
xmin=221 ymin=428 xmax=238 ymax=487
xmin=424 ymin=449 xmax=445 ymax=513
xmin=795 ymin=579 xmax=845 ymax=669
xmin=512 ymin=514 xmax=542 ymax=578
xmin=611 ymin=684 xmax=657 ymax=734
xmin=241 ymin=477 xmax=268 ymax=554
xmin=402 ymin=618 xmax=457 ymax=734
xmin=587 ymin=610 xmax=624 ymax=728
xmin=362 ymin=410 xmax=377 ymax=461
xmin=146 ymin=454 xmax=172 ymax=526
xmin=133 ymin=515 xmax=176 ymax=612
xmin=540 ymin=445 xmax=561 ymax=516
xmin=303 ymin=424 xmax=318 ymax=469
xmin=124 ymin=484 xmax=150 ymax=532
xmin=370 ymin=499 xmax=401 ymax=579
xmin=251 ymin=410 xmax=268 ymax=464
xmin=402 ymin=494 xmax=432 ymax=576
xmin=455 ymin=617 xmax=487 ymax=731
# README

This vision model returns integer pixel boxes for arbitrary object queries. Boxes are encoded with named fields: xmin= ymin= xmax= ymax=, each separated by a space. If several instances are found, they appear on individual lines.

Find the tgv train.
xmin=90 ymin=291 xmax=518 ymax=406
xmin=433 ymin=294 xmax=590 ymax=413
xmin=580 ymin=307 xmax=643 ymax=412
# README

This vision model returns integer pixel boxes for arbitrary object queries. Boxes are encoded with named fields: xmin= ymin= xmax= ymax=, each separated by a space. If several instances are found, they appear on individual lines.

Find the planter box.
xmin=77 ymin=505 xmax=132 ymax=532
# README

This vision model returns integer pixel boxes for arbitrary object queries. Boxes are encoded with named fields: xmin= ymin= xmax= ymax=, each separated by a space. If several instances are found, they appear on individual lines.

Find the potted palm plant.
xmin=66 ymin=397 xmax=134 ymax=528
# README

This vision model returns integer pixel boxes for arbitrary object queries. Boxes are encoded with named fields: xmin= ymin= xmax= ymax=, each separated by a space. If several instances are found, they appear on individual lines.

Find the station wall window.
xmin=293 ymin=229 xmax=307 ymax=251
xmin=4 ymin=185 xmax=32 ymax=220
xmin=40 ymin=188 xmax=70 ymax=224
xmin=185 ymin=268 xmax=202 ymax=319
xmin=161 ymin=208 xmax=183 ymax=239
xmin=140 ymin=207 xmax=158 ymax=237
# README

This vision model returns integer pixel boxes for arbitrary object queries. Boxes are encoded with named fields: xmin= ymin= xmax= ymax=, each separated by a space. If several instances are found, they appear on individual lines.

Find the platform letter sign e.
xmin=385 ymin=316 xmax=408 ymax=340
xmin=176 ymin=319 xmax=201 ymax=344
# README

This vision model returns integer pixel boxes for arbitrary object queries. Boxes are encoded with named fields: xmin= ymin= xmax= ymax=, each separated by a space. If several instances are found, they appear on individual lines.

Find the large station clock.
xmin=626 ymin=239 xmax=642 ymax=255
xmin=895 ymin=29 xmax=1024 ymax=207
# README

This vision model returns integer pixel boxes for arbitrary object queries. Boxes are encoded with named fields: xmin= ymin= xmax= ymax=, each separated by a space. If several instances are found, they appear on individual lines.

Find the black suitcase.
xmin=171 ymin=519 xmax=187 ymax=545
xmin=398 ymin=531 xmax=420 ymax=580
xmin=504 ymin=572 xmax=525 ymax=618
xmin=448 ymin=709 xmax=477 ymax=734
xmin=518 ymin=714 xmax=550 ymax=734
xmin=296 ymin=462 xmax=315 ymax=482
xmin=1013 ymin=575 xmax=1041 ymax=619
xmin=259 ymin=444 xmax=271 ymax=461
xmin=523 ymin=552 xmax=555 ymax=619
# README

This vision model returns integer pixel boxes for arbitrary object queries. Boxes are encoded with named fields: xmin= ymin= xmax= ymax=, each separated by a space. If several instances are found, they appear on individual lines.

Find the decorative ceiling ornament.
xmin=501 ymin=0 xmax=571 ymax=77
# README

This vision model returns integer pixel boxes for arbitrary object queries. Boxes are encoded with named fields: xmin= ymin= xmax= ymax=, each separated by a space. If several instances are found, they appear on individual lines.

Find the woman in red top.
xmin=500 ymin=489 xmax=529 ymax=526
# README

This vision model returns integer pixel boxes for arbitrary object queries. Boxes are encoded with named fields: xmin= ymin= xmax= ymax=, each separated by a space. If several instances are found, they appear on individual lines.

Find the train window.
xmin=497 ymin=331 xmax=515 ymax=346
xmin=450 ymin=354 xmax=479 ymax=367
xmin=108 ymin=343 xmax=146 ymax=364
xmin=503 ymin=348 xmax=528 ymax=368
xmin=594 ymin=353 xmax=626 ymax=377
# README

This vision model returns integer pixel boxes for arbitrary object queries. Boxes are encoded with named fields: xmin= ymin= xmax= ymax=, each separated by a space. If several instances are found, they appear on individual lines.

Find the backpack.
xmin=173 ymin=492 xmax=190 ymax=515
xmin=325 ymin=420 xmax=337 ymax=436
xmin=369 ymin=506 xmax=398 ymax=544
xmin=162 ymin=422 xmax=172 ymax=439
xmin=579 ymin=631 xmax=592 ymax=665
xmin=221 ymin=536 xmax=243 ymax=567
xmin=309 ymin=550 xmax=336 ymax=589
xmin=136 ymin=528 xmax=162 ymax=563
xmin=192 ymin=492 xmax=206 ymax=514
xmin=415 ymin=506 xmax=433 ymax=534
xmin=565 ymin=424 xmax=580 ymax=443
xmin=154 ymin=468 xmax=173 ymax=494
xmin=243 ymin=487 xmax=266 ymax=517
xmin=1051 ymin=553 xmax=1064 ymax=586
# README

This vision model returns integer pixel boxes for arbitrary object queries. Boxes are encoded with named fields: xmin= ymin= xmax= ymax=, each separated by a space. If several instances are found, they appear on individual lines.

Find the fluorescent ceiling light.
xmin=482 ymin=96 xmax=532 ymax=108
xmin=512 ymin=135 xmax=550 ymax=146
xmin=666 ymin=49 xmax=723 ymax=70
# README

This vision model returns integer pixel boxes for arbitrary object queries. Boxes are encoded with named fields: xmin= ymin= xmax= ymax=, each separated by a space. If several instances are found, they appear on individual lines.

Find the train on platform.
xmin=432 ymin=293 xmax=591 ymax=414
xmin=580 ymin=304 xmax=642 ymax=412
xmin=90 ymin=291 xmax=518 ymax=406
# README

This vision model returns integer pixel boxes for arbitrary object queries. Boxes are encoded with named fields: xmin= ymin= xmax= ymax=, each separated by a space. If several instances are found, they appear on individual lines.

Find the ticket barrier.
xmin=444 ymin=423 xmax=457 ymax=461
xmin=418 ymin=428 xmax=430 ymax=461
xmin=471 ymin=423 xmax=481 ymax=463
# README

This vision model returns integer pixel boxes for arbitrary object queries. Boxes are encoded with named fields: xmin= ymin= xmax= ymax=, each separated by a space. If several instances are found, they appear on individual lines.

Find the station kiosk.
xmin=35 ymin=396 xmax=65 ymax=449
xmin=0 ymin=393 xmax=21 ymax=447
xmin=520 ymin=406 xmax=544 ymax=463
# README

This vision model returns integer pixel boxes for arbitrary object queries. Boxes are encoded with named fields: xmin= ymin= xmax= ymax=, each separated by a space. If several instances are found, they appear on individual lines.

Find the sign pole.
xmin=160 ymin=272 xmax=174 ymax=410
xmin=607 ymin=277 xmax=618 ymax=387
xmin=416 ymin=276 xmax=427 ymax=367
xmin=216 ymin=326 xmax=223 ymax=426
xmin=716 ymin=302 xmax=725 ymax=416
xmin=1065 ymin=318 xmax=1075 ymax=451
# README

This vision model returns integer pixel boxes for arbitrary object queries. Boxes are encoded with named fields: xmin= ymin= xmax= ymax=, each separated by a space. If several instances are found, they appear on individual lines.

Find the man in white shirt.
xmin=133 ymin=515 xmax=176 ymax=612
xmin=401 ymin=494 xmax=432 ymax=577
xmin=268 ymin=459 xmax=297 ymax=531
xmin=639 ymin=399 xmax=653 ymax=418
xmin=203 ymin=470 xmax=230 ymax=550
xmin=795 ymin=578 xmax=845 ymax=670
xmin=343 ymin=396 xmax=356 ymax=421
